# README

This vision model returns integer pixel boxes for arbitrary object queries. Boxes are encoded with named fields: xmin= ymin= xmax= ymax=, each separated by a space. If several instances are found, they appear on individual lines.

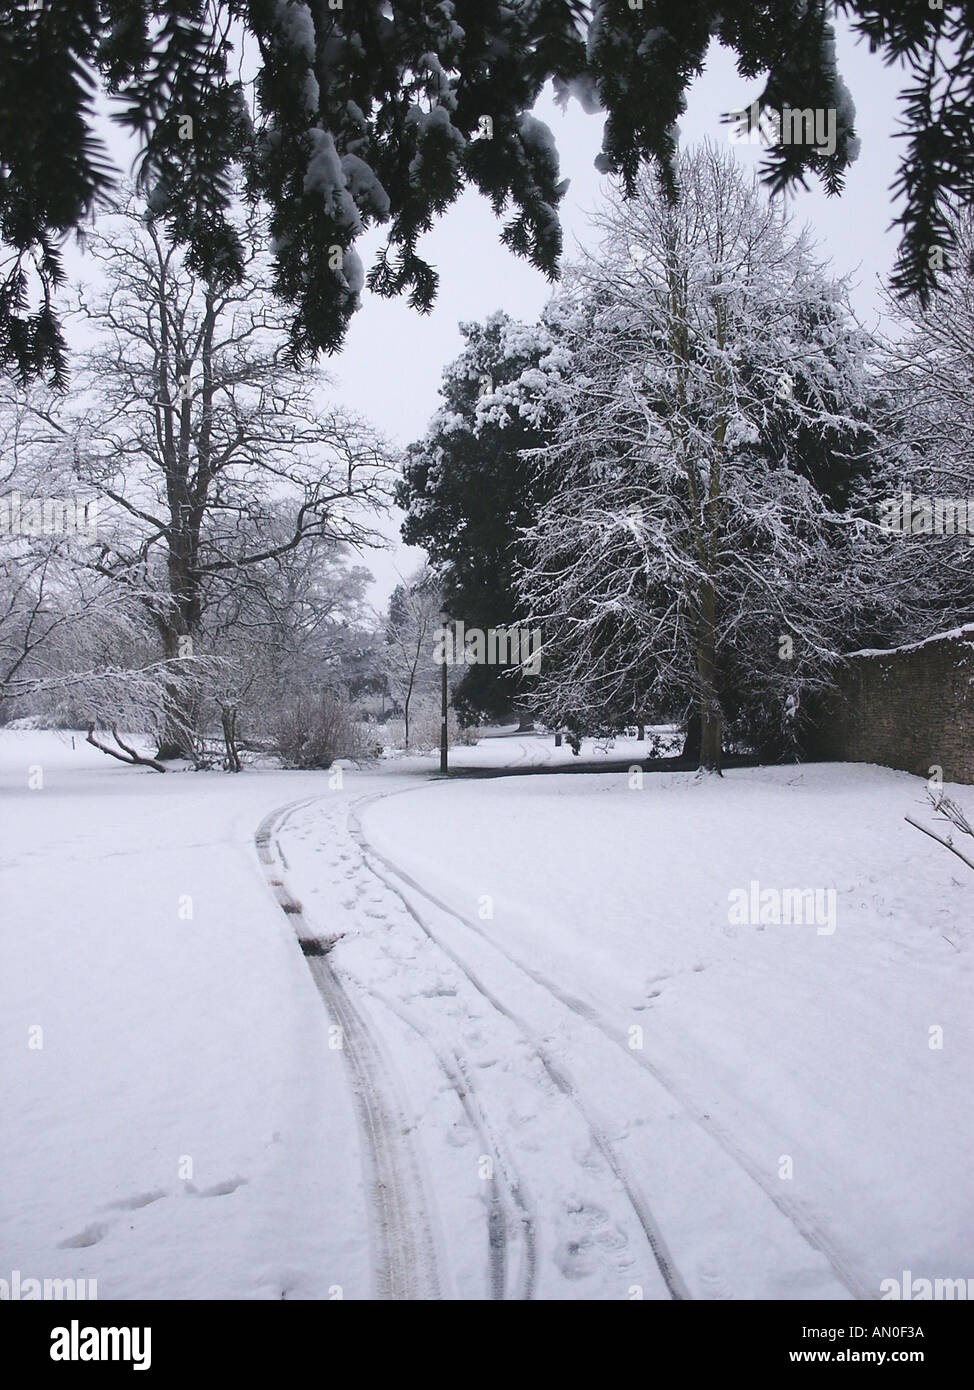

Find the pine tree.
xmin=397 ymin=312 xmax=559 ymax=722
xmin=2 ymin=1 xmax=971 ymax=384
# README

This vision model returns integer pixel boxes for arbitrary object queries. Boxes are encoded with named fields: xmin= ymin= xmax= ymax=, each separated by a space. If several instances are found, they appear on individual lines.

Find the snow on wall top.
xmin=846 ymin=623 xmax=974 ymax=660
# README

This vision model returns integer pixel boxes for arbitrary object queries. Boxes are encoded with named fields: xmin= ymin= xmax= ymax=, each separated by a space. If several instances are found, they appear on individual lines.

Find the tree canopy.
xmin=397 ymin=311 xmax=557 ymax=722
xmin=2 ymin=1 xmax=972 ymax=386
xmin=515 ymin=146 xmax=880 ymax=766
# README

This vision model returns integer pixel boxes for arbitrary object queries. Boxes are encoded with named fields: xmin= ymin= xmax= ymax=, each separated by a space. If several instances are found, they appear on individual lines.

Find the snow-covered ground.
xmin=2 ymin=730 xmax=972 ymax=1299
xmin=0 ymin=731 xmax=379 ymax=1300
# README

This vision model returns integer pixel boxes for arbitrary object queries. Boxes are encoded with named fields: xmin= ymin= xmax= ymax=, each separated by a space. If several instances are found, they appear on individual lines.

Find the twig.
xmin=904 ymin=815 xmax=974 ymax=874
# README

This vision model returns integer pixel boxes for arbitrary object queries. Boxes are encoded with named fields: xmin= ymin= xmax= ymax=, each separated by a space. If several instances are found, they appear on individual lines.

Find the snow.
xmin=303 ymin=130 xmax=362 ymax=234
xmin=406 ymin=104 xmax=466 ymax=184
xmin=340 ymin=248 xmax=365 ymax=297
xmin=725 ymin=414 xmax=761 ymax=449
xmin=340 ymin=155 xmax=391 ymax=219
xmin=820 ymin=26 xmax=861 ymax=164
xmin=0 ymin=733 xmax=371 ymax=1299
xmin=273 ymin=0 xmax=316 ymax=64
xmin=345 ymin=756 xmax=974 ymax=1298
xmin=415 ymin=52 xmax=458 ymax=110
xmin=3 ymin=731 xmax=972 ymax=1300
xmin=301 ymin=72 xmax=319 ymax=116
xmin=517 ymin=114 xmax=558 ymax=167
xmin=552 ymin=73 xmax=603 ymax=117
xmin=846 ymin=623 xmax=974 ymax=660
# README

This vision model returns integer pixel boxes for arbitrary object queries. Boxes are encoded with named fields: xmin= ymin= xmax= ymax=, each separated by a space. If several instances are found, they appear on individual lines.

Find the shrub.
xmin=385 ymin=700 xmax=479 ymax=752
xmin=272 ymin=691 xmax=371 ymax=769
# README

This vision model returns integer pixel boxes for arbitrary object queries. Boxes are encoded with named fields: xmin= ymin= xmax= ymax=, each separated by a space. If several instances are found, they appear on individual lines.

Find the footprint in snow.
xmin=698 ymin=1261 xmax=734 ymax=1300
xmin=195 ymin=1176 xmax=248 ymax=1198
xmin=58 ymin=1222 xmax=109 ymax=1249
xmin=556 ymin=1237 xmax=601 ymax=1280
xmin=103 ymin=1189 xmax=168 ymax=1212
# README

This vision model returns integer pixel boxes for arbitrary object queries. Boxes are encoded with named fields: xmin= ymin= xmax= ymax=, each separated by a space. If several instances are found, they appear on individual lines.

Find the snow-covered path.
xmin=269 ymin=786 xmax=688 ymax=1299
xmin=327 ymin=764 xmax=974 ymax=1301
xmin=254 ymin=796 xmax=443 ymax=1300
xmin=3 ymin=732 xmax=973 ymax=1300
xmin=275 ymin=782 xmax=855 ymax=1299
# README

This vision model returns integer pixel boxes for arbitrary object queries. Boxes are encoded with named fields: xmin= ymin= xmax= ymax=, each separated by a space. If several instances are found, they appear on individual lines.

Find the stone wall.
xmin=805 ymin=626 xmax=974 ymax=784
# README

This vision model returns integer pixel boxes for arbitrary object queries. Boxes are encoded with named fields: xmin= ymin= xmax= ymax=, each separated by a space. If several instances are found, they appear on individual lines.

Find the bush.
xmin=386 ymin=700 xmax=479 ymax=752
xmin=271 ymin=691 xmax=372 ymax=769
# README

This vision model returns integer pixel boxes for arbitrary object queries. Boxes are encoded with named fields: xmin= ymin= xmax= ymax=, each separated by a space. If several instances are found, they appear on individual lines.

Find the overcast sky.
xmin=72 ymin=17 xmax=909 ymax=611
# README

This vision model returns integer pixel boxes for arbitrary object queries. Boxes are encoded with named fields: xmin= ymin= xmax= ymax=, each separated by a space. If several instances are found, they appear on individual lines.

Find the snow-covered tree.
xmin=0 ymin=0 xmax=582 ymax=381
xmin=384 ymin=564 xmax=442 ymax=748
xmin=202 ymin=519 xmax=376 ymax=763
xmin=516 ymin=144 xmax=878 ymax=770
xmin=8 ymin=0 xmax=964 ymax=384
xmin=860 ymin=211 xmax=974 ymax=646
xmin=397 ymin=311 xmax=563 ymax=722
xmin=31 ymin=193 xmax=395 ymax=758
xmin=0 ymin=382 xmax=218 ymax=757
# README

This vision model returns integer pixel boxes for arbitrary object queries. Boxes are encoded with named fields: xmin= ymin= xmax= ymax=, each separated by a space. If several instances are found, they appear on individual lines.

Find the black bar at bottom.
xmin=3 ymin=1299 xmax=970 ymax=1376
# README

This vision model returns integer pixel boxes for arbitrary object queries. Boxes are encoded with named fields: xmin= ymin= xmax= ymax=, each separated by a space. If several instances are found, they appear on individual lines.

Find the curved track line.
xmin=256 ymin=798 xmax=442 ymax=1301
xmin=372 ymin=991 xmax=538 ymax=1300
xmin=345 ymin=791 xmax=690 ymax=1301
xmin=349 ymin=781 xmax=872 ymax=1301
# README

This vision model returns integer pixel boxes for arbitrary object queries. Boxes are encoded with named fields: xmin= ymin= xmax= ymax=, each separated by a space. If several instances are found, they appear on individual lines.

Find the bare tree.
xmin=0 ymin=383 xmax=219 ymax=753
xmin=30 ymin=192 xmax=395 ymax=758
xmin=201 ymin=509 xmax=376 ymax=764
xmin=385 ymin=565 xmax=442 ymax=749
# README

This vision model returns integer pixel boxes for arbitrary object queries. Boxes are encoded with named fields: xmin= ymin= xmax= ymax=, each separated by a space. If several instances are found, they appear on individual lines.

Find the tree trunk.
xmin=156 ymin=621 xmax=198 ymax=761
xmin=157 ymin=697 xmax=192 ymax=760
xmin=698 ymin=696 xmax=722 ymax=772
xmin=695 ymin=584 xmax=723 ymax=774
xmin=682 ymin=711 xmax=701 ymax=762
xmin=221 ymin=704 xmax=241 ymax=773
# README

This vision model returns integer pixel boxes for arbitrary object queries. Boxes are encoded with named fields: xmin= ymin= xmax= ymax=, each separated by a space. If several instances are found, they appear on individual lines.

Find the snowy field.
xmin=2 ymin=730 xmax=972 ymax=1300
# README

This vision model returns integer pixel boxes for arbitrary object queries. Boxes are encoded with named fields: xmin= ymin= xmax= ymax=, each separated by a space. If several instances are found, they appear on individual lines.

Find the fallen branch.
xmin=86 ymin=723 xmax=167 ymax=773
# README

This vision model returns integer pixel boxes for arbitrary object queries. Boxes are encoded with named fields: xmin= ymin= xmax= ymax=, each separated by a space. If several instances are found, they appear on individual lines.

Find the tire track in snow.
xmin=255 ymin=798 xmax=442 ymax=1301
xmin=345 ymin=791 xmax=691 ymax=1301
xmin=371 ymin=992 xmax=538 ymax=1300
xmin=348 ymin=782 xmax=872 ymax=1302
